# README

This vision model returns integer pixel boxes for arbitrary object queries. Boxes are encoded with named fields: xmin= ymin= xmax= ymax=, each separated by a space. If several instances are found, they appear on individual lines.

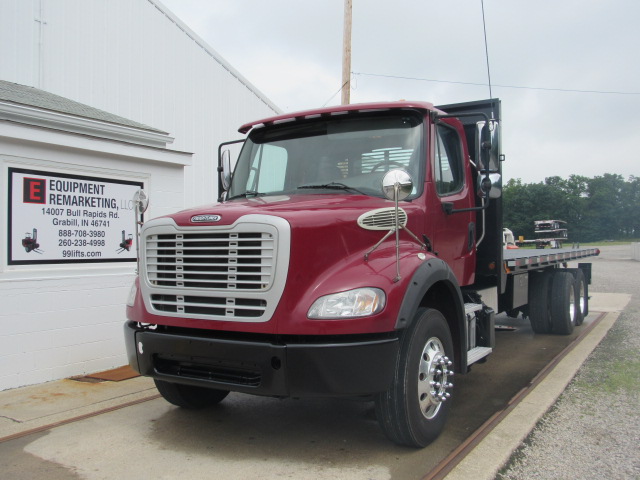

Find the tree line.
xmin=503 ymin=174 xmax=640 ymax=243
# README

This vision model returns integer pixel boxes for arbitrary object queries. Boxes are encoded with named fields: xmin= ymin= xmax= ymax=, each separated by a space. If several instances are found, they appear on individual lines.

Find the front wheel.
xmin=375 ymin=308 xmax=454 ymax=447
xmin=154 ymin=379 xmax=229 ymax=409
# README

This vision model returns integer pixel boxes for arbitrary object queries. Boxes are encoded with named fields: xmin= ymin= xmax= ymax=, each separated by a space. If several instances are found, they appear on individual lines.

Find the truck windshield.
xmin=227 ymin=111 xmax=425 ymax=200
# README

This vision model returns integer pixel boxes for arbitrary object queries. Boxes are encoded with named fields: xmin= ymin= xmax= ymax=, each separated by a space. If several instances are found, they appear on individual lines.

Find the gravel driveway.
xmin=496 ymin=244 xmax=640 ymax=479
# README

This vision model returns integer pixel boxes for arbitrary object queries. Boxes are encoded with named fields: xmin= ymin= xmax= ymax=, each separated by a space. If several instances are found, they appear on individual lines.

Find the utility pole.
xmin=341 ymin=0 xmax=352 ymax=105
xmin=35 ymin=0 xmax=47 ymax=89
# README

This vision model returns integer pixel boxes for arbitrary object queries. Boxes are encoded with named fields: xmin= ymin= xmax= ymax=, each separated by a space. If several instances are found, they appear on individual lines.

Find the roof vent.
xmin=357 ymin=207 xmax=408 ymax=231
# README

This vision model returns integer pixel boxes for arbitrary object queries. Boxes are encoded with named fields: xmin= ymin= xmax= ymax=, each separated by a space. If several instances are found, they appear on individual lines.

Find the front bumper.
xmin=124 ymin=322 xmax=399 ymax=397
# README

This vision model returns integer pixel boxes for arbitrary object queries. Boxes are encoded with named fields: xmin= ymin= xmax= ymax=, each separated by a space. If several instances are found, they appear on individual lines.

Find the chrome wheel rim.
xmin=418 ymin=337 xmax=453 ymax=419
xmin=578 ymin=282 xmax=586 ymax=315
xmin=569 ymin=285 xmax=576 ymax=323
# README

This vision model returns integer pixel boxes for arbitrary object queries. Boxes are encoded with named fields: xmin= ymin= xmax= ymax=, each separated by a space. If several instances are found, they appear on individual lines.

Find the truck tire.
xmin=564 ymin=268 xmax=588 ymax=325
xmin=154 ymin=379 xmax=229 ymax=409
xmin=375 ymin=308 xmax=454 ymax=447
xmin=550 ymin=272 xmax=577 ymax=335
xmin=528 ymin=271 xmax=552 ymax=334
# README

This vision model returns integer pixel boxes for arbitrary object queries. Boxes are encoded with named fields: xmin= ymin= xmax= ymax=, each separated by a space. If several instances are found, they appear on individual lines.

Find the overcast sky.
xmin=160 ymin=0 xmax=639 ymax=184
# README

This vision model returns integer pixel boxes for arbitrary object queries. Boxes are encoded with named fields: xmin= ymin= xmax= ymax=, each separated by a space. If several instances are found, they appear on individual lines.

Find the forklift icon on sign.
xmin=117 ymin=230 xmax=133 ymax=254
xmin=22 ymin=228 xmax=43 ymax=254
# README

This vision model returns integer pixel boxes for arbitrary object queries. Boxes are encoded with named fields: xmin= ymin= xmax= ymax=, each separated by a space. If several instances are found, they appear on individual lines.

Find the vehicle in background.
xmin=517 ymin=220 xmax=568 ymax=249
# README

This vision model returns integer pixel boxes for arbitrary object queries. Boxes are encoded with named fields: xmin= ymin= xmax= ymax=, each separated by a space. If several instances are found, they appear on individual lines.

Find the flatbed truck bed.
xmin=503 ymin=247 xmax=600 ymax=273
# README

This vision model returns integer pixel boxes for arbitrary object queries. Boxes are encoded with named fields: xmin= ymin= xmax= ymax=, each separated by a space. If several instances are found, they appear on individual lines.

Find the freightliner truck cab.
xmin=125 ymin=99 xmax=503 ymax=447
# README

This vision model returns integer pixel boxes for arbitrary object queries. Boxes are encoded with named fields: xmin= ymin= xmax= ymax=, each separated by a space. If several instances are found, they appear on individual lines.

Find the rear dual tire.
xmin=528 ymin=269 xmax=587 ymax=335
xmin=528 ymin=272 xmax=553 ymax=334
xmin=564 ymin=268 xmax=588 ymax=325
xmin=550 ymin=272 xmax=577 ymax=335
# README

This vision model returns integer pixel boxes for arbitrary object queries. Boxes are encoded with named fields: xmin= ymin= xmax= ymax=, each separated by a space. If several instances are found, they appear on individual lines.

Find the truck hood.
xmin=165 ymin=194 xmax=426 ymax=281
xmin=168 ymin=194 xmax=401 ymax=227
xmin=137 ymin=193 xmax=428 ymax=335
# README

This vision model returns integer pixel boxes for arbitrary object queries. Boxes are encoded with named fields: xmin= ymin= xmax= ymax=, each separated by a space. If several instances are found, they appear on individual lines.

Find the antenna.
xmin=481 ymin=0 xmax=494 ymax=113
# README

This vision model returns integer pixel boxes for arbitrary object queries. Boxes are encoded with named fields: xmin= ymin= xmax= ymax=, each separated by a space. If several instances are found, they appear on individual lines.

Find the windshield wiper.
xmin=227 ymin=190 xmax=265 ymax=201
xmin=297 ymin=182 xmax=367 ymax=195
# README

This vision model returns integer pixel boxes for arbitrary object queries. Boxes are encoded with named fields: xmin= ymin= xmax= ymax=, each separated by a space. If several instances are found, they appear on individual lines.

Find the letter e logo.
xmin=23 ymin=177 xmax=46 ymax=204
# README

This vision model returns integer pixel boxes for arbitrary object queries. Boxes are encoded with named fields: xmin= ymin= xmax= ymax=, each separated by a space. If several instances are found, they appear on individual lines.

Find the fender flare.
xmin=395 ymin=258 xmax=468 ymax=373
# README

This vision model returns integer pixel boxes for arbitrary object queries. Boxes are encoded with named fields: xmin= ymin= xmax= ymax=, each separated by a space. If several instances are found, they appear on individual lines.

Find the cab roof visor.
xmin=237 ymin=101 xmax=435 ymax=134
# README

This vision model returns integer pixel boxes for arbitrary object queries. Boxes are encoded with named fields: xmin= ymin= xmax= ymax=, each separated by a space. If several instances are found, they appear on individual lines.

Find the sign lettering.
xmin=8 ymin=168 xmax=144 ymax=265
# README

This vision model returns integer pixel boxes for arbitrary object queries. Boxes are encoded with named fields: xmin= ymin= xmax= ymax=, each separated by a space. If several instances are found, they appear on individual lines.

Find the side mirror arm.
xmin=442 ymin=197 xmax=491 ymax=215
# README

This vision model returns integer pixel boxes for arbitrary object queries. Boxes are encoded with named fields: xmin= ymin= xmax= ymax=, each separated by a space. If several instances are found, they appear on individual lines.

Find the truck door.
xmin=426 ymin=120 xmax=476 ymax=286
xmin=435 ymin=99 xmax=504 ymax=293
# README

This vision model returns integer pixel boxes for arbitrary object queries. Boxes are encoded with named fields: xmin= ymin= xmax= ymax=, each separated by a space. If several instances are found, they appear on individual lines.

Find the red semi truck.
xmin=124 ymin=99 xmax=599 ymax=447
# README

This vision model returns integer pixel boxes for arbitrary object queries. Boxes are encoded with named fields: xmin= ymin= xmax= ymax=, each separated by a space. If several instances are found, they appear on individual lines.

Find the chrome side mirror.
xmin=382 ymin=169 xmax=413 ymax=201
xmin=488 ymin=173 xmax=502 ymax=199
xmin=220 ymin=149 xmax=232 ymax=191
xmin=475 ymin=120 xmax=500 ymax=172
xmin=371 ymin=170 xmax=423 ymax=283
xmin=477 ymin=173 xmax=502 ymax=199
xmin=217 ymin=139 xmax=244 ymax=202
xmin=133 ymin=189 xmax=149 ymax=215
xmin=132 ymin=189 xmax=149 ymax=273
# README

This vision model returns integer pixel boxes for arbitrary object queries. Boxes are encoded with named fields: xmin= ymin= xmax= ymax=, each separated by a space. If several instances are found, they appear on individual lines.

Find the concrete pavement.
xmin=0 ymin=293 xmax=631 ymax=479
xmin=0 ymin=375 xmax=157 ymax=442
xmin=443 ymin=293 xmax=631 ymax=480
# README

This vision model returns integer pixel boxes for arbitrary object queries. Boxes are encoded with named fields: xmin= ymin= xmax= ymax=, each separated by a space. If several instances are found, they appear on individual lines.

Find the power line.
xmin=323 ymin=79 xmax=349 ymax=107
xmin=351 ymin=72 xmax=640 ymax=96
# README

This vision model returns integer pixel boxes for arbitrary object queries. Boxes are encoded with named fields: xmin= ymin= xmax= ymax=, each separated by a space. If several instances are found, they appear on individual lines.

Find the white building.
xmin=0 ymin=0 xmax=280 ymax=390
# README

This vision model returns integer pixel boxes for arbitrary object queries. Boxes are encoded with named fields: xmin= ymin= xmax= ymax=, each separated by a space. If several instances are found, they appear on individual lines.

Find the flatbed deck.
xmin=503 ymin=247 xmax=600 ymax=273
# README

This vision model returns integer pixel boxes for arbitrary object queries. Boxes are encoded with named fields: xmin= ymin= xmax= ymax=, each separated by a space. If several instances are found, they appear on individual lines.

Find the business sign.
xmin=8 ymin=168 xmax=144 ymax=265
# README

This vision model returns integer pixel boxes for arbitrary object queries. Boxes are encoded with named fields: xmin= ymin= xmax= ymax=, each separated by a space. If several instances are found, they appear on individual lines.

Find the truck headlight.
xmin=126 ymin=282 xmax=138 ymax=307
xmin=308 ymin=288 xmax=385 ymax=319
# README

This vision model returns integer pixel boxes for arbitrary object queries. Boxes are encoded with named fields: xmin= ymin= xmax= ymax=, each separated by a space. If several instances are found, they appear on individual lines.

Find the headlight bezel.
xmin=307 ymin=287 xmax=386 ymax=319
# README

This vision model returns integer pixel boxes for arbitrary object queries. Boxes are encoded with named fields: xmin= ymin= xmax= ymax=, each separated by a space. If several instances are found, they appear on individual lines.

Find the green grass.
xmin=599 ymin=358 xmax=640 ymax=393
xmin=573 ymin=358 xmax=640 ymax=395
xmin=571 ymin=322 xmax=640 ymax=396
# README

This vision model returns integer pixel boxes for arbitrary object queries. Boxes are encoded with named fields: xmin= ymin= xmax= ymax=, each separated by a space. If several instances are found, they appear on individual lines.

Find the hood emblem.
xmin=191 ymin=214 xmax=221 ymax=223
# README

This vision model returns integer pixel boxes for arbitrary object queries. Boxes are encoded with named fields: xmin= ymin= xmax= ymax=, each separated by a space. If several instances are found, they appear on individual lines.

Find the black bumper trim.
xmin=124 ymin=322 xmax=399 ymax=397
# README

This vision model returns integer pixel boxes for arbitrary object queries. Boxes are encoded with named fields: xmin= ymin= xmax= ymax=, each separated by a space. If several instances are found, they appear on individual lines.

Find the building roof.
xmin=151 ymin=0 xmax=280 ymax=115
xmin=0 ymin=80 xmax=167 ymax=134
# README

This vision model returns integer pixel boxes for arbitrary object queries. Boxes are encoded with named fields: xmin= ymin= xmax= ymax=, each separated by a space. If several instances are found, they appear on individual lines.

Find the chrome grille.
xmin=140 ymin=215 xmax=290 ymax=323
xmin=146 ymin=232 xmax=274 ymax=290
xmin=150 ymin=294 xmax=266 ymax=318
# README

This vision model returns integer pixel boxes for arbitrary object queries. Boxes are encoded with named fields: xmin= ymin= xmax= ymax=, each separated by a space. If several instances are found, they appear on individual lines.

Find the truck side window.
xmin=435 ymin=125 xmax=464 ymax=195
xmin=247 ymin=144 xmax=288 ymax=193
